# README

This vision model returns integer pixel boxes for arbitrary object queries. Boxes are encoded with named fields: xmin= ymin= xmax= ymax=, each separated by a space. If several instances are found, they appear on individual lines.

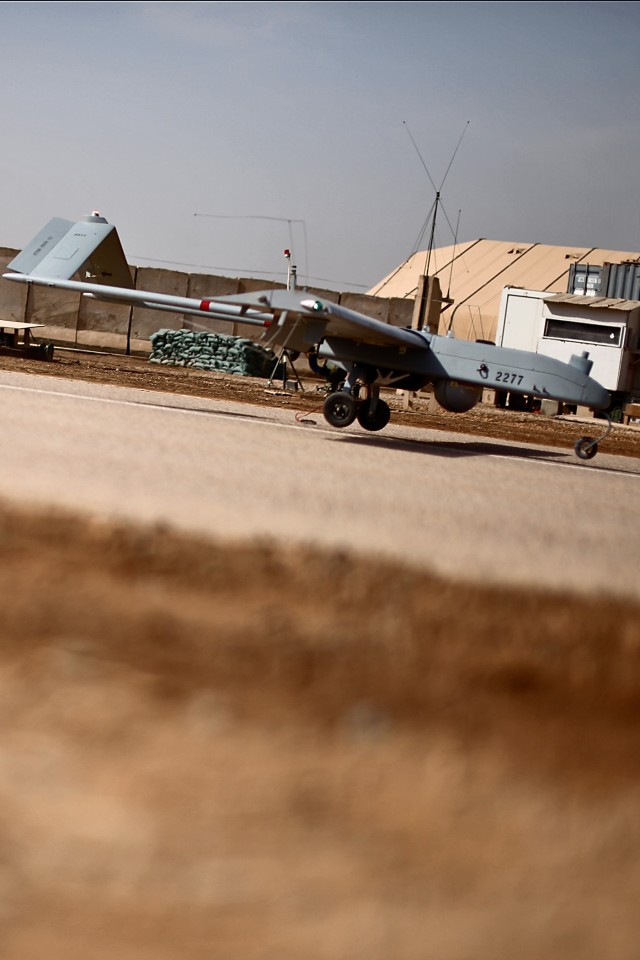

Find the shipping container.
xmin=602 ymin=261 xmax=640 ymax=301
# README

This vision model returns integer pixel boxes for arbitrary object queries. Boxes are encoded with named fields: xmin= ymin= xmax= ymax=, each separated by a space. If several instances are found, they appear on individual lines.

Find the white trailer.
xmin=495 ymin=287 xmax=640 ymax=414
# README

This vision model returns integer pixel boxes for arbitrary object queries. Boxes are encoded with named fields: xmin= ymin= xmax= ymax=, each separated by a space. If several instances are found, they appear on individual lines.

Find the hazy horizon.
xmin=1 ymin=1 xmax=639 ymax=291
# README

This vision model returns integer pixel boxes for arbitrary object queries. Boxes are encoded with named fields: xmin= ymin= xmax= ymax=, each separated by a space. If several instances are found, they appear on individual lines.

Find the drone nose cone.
xmin=585 ymin=377 xmax=610 ymax=411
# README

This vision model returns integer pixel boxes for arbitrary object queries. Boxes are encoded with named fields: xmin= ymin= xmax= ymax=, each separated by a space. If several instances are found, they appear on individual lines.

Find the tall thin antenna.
xmin=447 ymin=209 xmax=462 ymax=300
xmin=445 ymin=208 xmax=462 ymax=334
xmin=402 ymin=121 xmax=438 ymax=194
xmin=439 ymin=121 xmax=470 ymax=192
xmin=424 ymin=191 xmax=440 ymax=279
xmin=403 ymin=120 xmax=470 ymax=269
xmin=403 ymin=120 xmax=469 ymax=332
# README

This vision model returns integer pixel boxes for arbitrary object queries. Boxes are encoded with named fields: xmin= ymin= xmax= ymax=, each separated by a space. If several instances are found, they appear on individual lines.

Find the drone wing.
xmin=3 ymin=215 xmax=421 ymax=348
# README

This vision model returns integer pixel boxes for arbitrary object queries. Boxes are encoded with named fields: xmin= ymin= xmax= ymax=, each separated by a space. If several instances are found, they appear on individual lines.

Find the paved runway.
xmin=1 ymin=369 xmax=639 ymax=598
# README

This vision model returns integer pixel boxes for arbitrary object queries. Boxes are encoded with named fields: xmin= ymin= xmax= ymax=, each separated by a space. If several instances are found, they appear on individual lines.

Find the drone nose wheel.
xmin=574 ymin=437 xmax=598 ymax=460
xmin=573 ymin=413 xmax=612 ymax=461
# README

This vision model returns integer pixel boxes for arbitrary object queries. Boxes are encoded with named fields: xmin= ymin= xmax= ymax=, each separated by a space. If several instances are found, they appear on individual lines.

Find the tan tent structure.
xmin=369 ymin=240 xmax=640 ymax=342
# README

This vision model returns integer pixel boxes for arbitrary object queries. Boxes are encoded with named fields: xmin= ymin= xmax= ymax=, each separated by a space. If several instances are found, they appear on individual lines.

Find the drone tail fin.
xmin=7 ymin=213 xmax=133 ymax=288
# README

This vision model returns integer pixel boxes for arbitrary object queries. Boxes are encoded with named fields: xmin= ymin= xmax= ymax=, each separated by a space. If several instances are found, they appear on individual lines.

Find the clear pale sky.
xmin=1 ymin=1 xmax=639 ymax=291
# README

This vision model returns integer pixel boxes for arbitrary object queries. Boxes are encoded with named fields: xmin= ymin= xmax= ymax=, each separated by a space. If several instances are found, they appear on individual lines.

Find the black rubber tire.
xmin=574 ymin=437 xmax=597 ymax=460
xmin=323 ymin=391 xmax=358 ymax=428
xmin=356 ymin=399 xmax=391 ymax=431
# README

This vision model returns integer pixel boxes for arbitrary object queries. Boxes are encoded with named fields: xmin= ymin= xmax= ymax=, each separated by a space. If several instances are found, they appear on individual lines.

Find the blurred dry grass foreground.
xmin=0 ymin=504 xmax=639 ymax=958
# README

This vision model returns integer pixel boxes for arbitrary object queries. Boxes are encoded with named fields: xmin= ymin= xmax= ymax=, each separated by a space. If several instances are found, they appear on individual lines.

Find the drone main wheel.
xmin=574 ymin=436 xmax=598 ymax=460
xmin=356 ymin=399 xmax=391 ymax=431
xmin=323 ymin=391 xmax=358 ymax=428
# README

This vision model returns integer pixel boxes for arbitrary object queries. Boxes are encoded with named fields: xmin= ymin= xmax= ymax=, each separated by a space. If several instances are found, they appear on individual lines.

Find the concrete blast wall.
xmin=0 ymin=248 xmax=413 ymax=354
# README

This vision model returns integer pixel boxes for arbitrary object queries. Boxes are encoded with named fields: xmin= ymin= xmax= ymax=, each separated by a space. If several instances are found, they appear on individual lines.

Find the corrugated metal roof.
xmin=544 ymin=293 xmax=640 ymax=312
xmin=370 ymin=239 xmax=640 ymax=340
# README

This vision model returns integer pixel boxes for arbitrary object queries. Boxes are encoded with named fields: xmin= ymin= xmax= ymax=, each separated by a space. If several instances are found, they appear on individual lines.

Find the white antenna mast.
xmin=194 ymin=213 xmax=308 ymax=287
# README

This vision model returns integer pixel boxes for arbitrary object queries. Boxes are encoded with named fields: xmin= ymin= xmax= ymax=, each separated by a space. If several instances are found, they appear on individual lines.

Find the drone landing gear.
xmin=357 ymin=396 xmax=390 ymax=431
xmin=323 ymin=391 xmax=358 ymax=427
xmin=323 ymin=384 xmax=391 ymax=432
xmin=573 ymin=413 xmax=612 ymax=461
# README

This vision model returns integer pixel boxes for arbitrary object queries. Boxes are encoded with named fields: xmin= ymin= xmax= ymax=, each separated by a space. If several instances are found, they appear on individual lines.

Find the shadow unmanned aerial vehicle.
xmin=3 ymin=214 xmax=611 ymax=459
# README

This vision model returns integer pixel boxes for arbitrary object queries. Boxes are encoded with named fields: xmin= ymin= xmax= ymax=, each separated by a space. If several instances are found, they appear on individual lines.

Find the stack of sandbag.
xmin=149 ymin=329 xmax=282 ymax=378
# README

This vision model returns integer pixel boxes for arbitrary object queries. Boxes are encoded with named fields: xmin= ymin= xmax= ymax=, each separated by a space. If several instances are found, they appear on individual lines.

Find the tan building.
xmin=369 ymin=240 xmax=640 ymax=342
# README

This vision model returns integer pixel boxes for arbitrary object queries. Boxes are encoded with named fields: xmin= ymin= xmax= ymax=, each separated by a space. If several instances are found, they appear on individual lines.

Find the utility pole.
xmin=284 ymin=248 xmax=297 ymax=291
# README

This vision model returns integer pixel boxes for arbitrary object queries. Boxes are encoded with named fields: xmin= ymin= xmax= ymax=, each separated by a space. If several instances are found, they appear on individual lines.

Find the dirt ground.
xmin=1 ymin=350 xmax=640 ymax=958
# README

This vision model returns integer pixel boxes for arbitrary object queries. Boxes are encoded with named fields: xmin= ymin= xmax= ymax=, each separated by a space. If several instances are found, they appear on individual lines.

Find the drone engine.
xmin=434 ymin=380 xmax=482 ymax=413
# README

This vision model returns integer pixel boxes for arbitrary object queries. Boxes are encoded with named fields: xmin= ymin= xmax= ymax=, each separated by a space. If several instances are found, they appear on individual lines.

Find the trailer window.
xmin=543 ymin=318 xmax=622 ymax=346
